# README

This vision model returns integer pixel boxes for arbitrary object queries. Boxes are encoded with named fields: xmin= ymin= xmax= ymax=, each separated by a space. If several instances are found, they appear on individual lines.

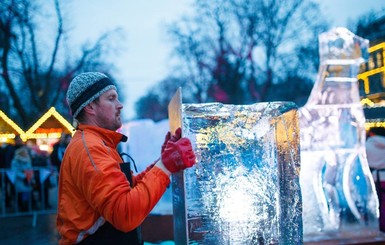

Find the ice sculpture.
xmin=299 ymin=27 xmax=379 ymax=241
xmin=169 ymin=89 xmax=302 ymax=244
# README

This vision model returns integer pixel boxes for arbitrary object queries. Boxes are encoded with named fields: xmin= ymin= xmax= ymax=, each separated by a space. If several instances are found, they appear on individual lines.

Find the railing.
xmin=0 ymin=167 xmax=58 ymax=225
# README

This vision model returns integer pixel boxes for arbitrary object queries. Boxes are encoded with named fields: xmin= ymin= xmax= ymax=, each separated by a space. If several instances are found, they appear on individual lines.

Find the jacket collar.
xmin=77 ymin=124 xmax=127 ymax=148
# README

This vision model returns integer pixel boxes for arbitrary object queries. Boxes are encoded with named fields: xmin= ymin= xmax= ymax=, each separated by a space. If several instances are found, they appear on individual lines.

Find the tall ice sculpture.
xmin=299 ymin=27 xmax=379 ymax=241
xmin=169 ymin=89 xmax=302 ymax=244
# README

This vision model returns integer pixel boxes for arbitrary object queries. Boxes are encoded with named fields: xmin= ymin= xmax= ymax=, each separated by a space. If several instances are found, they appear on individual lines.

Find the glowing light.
xmin=368 ymin=42 xmax=385 ymax=53
xmin=365 ymin=120 xmax=385 ymax=129
xmin=357 ymin=66 xmax=385 ymax=80
xmin=0 ymin=110 xmax=25 ymax=138
xmin=48 ymin=133 xmax=62 ymax=138
xmin=360 ymin=98 xmax=374 ymax=107
xmin=23 ymin=107 xmax=74 ymax=139
xmin=39 ymin=144 xmax=49 ymax=152
xmin=0 ymin=133 xmax=16 ymax=139
xmin=358 ymin=42 xmax=385 ymax=95
xmin=36 ymin=128 xmax=63 ymax=134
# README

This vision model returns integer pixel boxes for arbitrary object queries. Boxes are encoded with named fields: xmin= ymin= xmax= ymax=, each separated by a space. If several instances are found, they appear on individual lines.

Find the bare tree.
xmin=352 ymin=8 xmax=385 ymax=45
xmin=168 ymin=1 xmax=253 ymax=104
xmin=166 ymin=0 xmax=328 ymax=104
xmin=0 ymin=0 xmax=123 ymax=128
xmin=135 ymin=76 xmax=192 ymax=121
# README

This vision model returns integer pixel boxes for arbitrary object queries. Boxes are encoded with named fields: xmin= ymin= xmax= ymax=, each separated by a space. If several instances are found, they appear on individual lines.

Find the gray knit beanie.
xmin=66 ymin=72 xmax=116 ymax=118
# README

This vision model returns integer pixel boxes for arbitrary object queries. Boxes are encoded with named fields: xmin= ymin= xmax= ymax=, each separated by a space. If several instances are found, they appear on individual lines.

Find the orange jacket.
xmin=56 ymin=124 xmax=170 ymax=244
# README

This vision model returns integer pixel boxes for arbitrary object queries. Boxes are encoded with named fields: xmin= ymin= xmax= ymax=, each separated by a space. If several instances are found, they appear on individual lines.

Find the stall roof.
xmin=0 ymin=110 xmax=24 ymax=139
xmin=23 ymin=107 xmax=74 ymax=139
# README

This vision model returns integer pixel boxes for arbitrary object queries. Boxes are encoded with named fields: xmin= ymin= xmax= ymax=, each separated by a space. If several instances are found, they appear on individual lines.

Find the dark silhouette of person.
xmin=50 ymin=133 xmax=71 ymax=172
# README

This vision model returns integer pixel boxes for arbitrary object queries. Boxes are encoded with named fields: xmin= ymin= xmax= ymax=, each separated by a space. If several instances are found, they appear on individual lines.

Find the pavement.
xmin=0 ymin=179 xmax=59 ymax=245
xmin=0 ymin=213 xmax=176 ymax=245
xmin=2 ymin=213 xmax=385 ymax=245
xmin=0 ymin=213 xmax=59 ymax=245
xmin=1 ymin=184 xmax=385 ymax=245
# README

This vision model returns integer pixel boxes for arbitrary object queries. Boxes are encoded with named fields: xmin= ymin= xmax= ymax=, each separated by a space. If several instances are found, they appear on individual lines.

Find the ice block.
xmin=169 ymin=94 xmax=302 ymax=244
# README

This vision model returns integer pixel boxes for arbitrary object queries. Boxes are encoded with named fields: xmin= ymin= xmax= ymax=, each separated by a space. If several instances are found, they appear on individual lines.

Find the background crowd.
xmin=0 ymin=133 xmax=71 ymax=212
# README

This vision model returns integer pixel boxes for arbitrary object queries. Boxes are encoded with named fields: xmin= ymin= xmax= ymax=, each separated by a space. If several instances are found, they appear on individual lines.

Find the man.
xmin=56 ymin=72 xmax=196 ymax=244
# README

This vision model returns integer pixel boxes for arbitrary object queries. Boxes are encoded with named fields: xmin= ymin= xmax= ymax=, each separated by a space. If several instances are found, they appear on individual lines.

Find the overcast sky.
xmin=67 ymin=0 xmax=384 ymax=121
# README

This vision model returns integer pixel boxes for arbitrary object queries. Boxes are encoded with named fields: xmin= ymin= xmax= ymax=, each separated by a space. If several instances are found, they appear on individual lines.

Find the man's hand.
xmin=161 ymin=132 xmax=171 ymax=153
xmin=171 ymin=127 xmax=182 ymax=141
xmin=161 ymin=128 xmax=182 ymax=153
xmin=161 ymin=137 xmax=196 ymax=173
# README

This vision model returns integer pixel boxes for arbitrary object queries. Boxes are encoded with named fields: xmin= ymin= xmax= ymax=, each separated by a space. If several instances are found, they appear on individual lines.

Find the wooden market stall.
xmin=22 ymin=107 xmax=74 ymax=153
xmin=0 ymin=110 xmax=25 ymax=144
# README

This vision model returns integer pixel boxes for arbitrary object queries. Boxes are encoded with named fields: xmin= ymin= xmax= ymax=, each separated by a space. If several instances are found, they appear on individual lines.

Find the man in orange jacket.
xmin=56 ymin=72 xmax=196 ymax=244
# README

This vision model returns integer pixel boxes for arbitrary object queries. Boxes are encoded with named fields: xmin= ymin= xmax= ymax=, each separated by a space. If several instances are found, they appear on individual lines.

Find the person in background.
xmin=50 ymin=133 xmax=71 ymax=172
xmin=367 ymin=127 xmax=385 ymax=170
xmin=2 ymin=135 xmax=24 ymax=208
xmin=57 ymin=72 xmax=196 ymax=245
xmin=11 ymin=146 xmax=34 ymax=211
xmin=3 ymin=135 xmax=24 ymax=168
xmin=366 ymin=126 xmax=385 ymax=232
xmin=26 ymin=139 xmax=53 ymax=209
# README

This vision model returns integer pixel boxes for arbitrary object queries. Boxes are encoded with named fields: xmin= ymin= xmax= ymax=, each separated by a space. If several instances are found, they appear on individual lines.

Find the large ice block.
xmin=299 ymin=27 xmax=379 ymax=241
xmin=170 ymin=98 xmax=302 ymax=244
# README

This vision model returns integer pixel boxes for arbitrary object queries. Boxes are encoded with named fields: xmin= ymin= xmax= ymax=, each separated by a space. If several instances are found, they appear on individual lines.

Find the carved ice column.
xmin=299 ymin=27 xmax=379 ymax=241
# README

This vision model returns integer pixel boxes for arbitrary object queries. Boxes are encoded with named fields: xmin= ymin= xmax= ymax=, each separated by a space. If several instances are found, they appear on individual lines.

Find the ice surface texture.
xmin=172 ymin=102 xmax=302 ymax=244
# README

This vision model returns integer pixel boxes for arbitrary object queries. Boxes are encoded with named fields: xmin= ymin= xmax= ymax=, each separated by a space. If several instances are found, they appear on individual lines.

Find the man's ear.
xmin=83 ymin=103 xmax=96 ymax=115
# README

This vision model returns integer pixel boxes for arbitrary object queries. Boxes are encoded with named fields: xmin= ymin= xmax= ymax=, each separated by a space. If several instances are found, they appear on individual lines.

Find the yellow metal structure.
xmin=358 ymin=42 xmax=385 ymax=129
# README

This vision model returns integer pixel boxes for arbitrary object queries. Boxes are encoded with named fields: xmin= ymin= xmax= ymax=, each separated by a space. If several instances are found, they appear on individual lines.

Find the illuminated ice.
xmin=299 ymin=27 xmax=379 ymax=241
xmin=171 ymin=101 xmax=302 ymax=244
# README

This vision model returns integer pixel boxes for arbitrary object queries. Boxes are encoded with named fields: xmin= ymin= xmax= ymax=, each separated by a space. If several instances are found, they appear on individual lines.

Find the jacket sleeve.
xmin=77 ymin=145 xmax=170 ymax=232
xmin=133 ymin=160 xmax=157 ymax=184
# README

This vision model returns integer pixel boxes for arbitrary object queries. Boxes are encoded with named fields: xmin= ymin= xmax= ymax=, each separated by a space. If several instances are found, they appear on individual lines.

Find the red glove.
xmin=171 ymin=128 xmax=182 ymax=141
xmin=161 ymin=137 xmax=196 ymax=173
xmin=161 ymin=128 xmax=182 ymax=153
xmin=161 ymin=132 xmax=171 ymax=153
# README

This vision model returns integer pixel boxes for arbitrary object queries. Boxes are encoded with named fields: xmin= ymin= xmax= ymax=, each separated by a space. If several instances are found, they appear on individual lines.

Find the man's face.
xmin=92 ymin=89 xmax=123 ymax=131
